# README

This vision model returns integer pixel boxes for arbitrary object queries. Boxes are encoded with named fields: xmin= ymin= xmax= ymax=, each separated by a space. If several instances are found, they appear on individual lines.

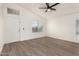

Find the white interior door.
xmin=4 ymin=8 xmax=20 ymax=43
xmin=21 ymin=13 xmax=31 ymax=40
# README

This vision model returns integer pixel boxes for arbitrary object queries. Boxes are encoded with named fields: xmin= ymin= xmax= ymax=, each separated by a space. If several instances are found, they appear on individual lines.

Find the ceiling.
xmin=19 ymin=3 xmax=79 ymax=19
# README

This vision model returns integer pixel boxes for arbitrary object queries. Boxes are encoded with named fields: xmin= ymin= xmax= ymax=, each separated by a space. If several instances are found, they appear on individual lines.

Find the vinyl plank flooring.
xmin=1 ymin=37 xmax=79 ymax=56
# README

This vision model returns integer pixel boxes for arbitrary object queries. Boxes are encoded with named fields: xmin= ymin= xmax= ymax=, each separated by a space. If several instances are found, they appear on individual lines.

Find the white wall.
xmin=20 ymin=7 xmax=47 ymax=41
xmin=3 ymin=4 xmax=47 ymax=43
xmin=0 ymin=4 xmax=4 ymax=54
xmin=47 ymin=13 xmax=79 ymax=43
xmin=3 ymin=3 xmax=79 ymax=45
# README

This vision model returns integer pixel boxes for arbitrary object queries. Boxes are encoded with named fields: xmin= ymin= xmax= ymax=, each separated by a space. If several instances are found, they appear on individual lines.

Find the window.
xmin=32 ymin=21 xmax=43 ymax=32
xmin=7 ymin=8 xmax=20 ymax=15
xmin=76 ymin=20 xmax=79 ymax=35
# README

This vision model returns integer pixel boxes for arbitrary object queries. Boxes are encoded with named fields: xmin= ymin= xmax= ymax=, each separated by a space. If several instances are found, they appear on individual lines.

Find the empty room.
xmin=0 ymin=3 xmax=79 ymax=56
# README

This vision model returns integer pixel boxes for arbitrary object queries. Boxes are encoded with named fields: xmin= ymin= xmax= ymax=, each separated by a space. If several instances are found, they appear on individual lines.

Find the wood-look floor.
xmin=1 ymin=37 xmax=79 ymax=56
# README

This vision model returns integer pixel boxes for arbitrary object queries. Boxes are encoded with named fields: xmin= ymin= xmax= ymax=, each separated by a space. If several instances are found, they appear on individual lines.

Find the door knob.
xmin=23 ymin=28 xmax=24 ymax=30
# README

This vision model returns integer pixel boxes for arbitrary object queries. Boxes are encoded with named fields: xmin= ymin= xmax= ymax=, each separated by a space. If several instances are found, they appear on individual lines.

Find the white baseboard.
xmin=48 ymin=35 xmax=79 ymax=44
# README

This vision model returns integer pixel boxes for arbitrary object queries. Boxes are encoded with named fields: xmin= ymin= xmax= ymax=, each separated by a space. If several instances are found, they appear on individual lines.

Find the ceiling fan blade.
xmin=46 ymin=3 xmax=49 ymax=8
xmin=39 ymin=7 xmax=47 ymax=9
xmin=50 ymin=8 xmax=56 ymax=10
xmin=50 ymin=3 xmax=60 ymax=8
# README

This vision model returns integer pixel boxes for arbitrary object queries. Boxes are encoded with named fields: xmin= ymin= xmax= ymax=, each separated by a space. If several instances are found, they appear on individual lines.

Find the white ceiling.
xmin=19 ymin=3 xmax=79 ymax=19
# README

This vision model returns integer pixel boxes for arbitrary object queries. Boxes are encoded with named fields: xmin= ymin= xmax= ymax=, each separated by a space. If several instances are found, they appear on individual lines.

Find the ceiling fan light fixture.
xmin=39 ymin=3 xmax=60 ymax=12
xmin=47 ymin=9 xmax=51 ymax=11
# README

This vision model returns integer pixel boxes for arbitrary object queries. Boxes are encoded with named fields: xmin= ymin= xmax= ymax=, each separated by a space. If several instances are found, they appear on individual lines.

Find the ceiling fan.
xmin=39 ymin=3 xmax=60 ymax=12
